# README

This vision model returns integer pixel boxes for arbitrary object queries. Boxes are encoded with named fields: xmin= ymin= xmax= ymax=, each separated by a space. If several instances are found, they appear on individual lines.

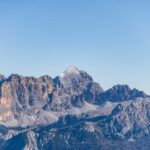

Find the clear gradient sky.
xmin=0 ymin=0 xmax=150 ymax=94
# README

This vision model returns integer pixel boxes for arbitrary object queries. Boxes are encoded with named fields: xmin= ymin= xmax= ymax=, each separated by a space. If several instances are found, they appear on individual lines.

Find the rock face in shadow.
xmin=98 ymin=84 xmax=147 ymax=103
xmin=0 ymin=74 xmax=5 ymax=81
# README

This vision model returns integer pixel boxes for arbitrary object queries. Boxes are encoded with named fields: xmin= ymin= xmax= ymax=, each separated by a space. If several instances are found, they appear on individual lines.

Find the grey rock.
xmin=0 ymin=67 xmax=150 ymax=150
xmin=98 ymin=84 xmax=148 ymax=103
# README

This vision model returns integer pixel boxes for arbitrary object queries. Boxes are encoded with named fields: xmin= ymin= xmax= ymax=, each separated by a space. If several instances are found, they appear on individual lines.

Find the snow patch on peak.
xmin=65 ymin=66 xmax=80 ymax=74
xmin=60 ymin=72 xmax=65 ymax=78
xmin=59 ymin=66 xmax=80 ymax=78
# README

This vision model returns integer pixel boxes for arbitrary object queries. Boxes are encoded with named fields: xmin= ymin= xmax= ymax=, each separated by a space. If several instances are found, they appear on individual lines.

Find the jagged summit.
xmin=112 ymin=84 xmax=130 ymax=90
xmin=99 ymin=84 xmax=147 ymax=103
xmin=53 ymin=66 xmax=102 ymax=107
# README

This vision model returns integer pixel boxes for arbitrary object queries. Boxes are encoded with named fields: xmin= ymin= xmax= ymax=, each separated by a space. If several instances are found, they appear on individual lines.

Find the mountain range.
xmin=0 ymin=66 xmax=150 ymax=150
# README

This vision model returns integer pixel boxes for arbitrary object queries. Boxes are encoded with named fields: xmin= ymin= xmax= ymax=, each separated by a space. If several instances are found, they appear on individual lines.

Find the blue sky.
xmin=0 ymin=0 xmax=150 ymax=93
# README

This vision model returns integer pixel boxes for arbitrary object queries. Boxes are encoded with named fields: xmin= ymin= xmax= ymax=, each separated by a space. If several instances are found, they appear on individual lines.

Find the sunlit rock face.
xmin=0 ymin=82 xmax=15 ymax=122
xmin=0 ymin=74 xmax=55 ymax=127
xmin=0 ymin=83 xmax=12 ymax=107
xmin=0 ymin=75 xmax=53 ymax=108
xmin=6 ymin=74 xmax=54 ymax=107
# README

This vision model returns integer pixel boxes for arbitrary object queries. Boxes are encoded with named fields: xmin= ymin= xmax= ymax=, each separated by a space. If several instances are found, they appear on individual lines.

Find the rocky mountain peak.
xmin=54 ymin=66 xmax=93 ymax=87
xmin=112 ymin=84 xmax=130 ymax=91
xmin=7 ymin=74 xmax=23 ymax=83
xmin=51 ymin=67 xmax=102 ymax=108
xmin=98 ymin=84 xmax=148 ymax=103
